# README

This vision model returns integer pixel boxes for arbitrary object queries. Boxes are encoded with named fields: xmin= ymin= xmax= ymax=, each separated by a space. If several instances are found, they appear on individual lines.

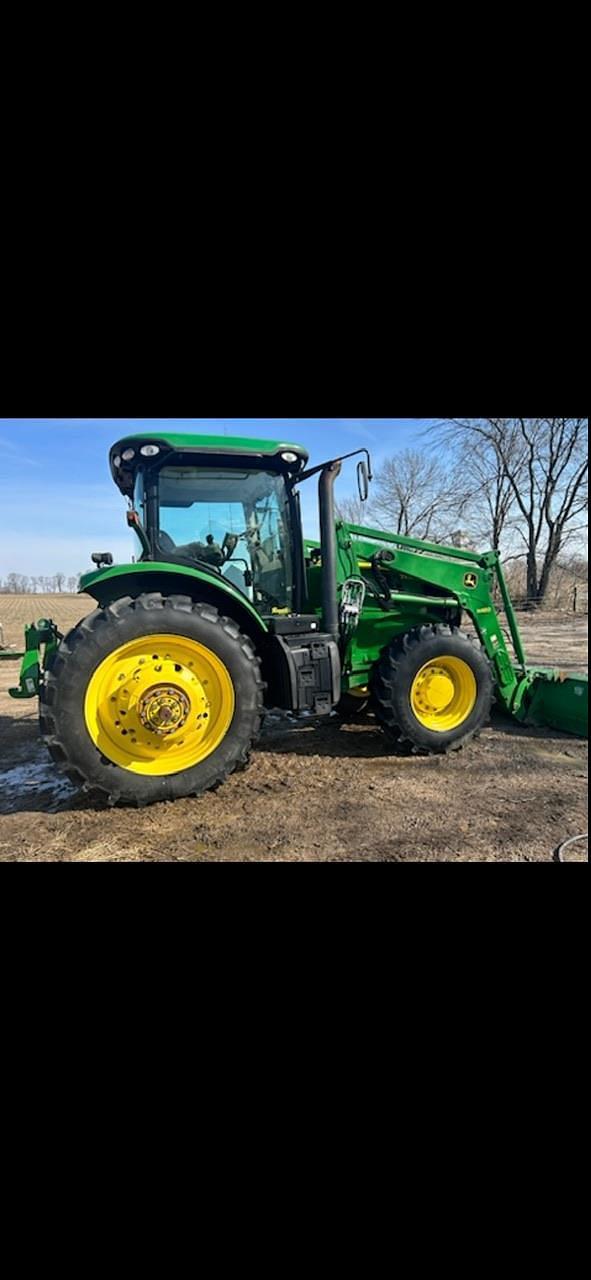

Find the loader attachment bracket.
xmin=8 ymin=620 xmax=63 ymax=700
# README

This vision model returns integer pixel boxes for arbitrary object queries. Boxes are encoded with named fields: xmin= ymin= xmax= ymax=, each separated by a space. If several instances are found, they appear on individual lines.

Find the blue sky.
xmin=0 ymin=418 xmax=432 ymax=578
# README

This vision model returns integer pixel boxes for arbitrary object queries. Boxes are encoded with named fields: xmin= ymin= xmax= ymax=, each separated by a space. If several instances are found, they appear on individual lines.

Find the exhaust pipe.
xmin=318 ymin=461 xmax=342 ymax=639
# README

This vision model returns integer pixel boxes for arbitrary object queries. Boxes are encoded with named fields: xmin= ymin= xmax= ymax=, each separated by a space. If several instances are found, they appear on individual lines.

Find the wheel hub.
xmin=410 ymin=656 xmax=478 ymax=732
xmin=415 ymin=668 xmax=456 ymax=713
xmin=138 ymin=685 xmax=191 ymax=735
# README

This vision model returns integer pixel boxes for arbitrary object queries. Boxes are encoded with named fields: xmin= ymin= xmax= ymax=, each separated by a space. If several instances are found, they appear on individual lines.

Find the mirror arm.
xmin=295 ymin=447 xmax=373 ymax=486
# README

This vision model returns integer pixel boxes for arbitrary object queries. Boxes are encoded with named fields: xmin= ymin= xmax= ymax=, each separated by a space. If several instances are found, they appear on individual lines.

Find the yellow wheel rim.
xmin=411 ymin=656 xmax=477 ymax=732
xmin=84 ymin=634 xmax=235 ymax=776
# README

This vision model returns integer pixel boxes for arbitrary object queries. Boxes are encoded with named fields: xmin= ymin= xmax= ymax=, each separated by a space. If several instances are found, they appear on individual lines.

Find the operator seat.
xmin=174 ymin=535 xmax=225 ymax=569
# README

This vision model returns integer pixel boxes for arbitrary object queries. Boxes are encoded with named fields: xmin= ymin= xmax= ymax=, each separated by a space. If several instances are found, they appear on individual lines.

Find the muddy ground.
xmin=0 ymin=599 xmax=587 ymax=862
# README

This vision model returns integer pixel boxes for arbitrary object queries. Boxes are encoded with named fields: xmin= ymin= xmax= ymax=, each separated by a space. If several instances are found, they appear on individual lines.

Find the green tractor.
xmin=10 ymin=429 xmax=588 ymax=805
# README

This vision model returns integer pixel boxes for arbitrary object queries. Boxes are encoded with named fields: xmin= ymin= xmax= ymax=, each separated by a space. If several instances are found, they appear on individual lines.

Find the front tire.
xmin=372 ymin=624 xmax=493 ymax=755
xmin=39 ymin=593 xmax=264 ymax=806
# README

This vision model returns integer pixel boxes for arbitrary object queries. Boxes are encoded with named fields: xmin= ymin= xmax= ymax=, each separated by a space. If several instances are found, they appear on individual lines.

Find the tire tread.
xmin=372 ymin=624 xmax=494 ymax=756
xmin=39 ymin=594 xmax=264 ymax=806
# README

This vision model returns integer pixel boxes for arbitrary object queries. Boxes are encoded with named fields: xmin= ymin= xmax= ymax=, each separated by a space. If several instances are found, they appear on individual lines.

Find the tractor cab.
xmin=109 ymin=432 xmax=309 ymax=617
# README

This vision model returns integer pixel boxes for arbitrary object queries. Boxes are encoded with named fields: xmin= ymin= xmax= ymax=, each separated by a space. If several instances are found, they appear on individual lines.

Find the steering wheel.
xmin=158 ymin=531 xmax=176 ymax=553
xmin=223 ymin=528 xmax=261 ymax=562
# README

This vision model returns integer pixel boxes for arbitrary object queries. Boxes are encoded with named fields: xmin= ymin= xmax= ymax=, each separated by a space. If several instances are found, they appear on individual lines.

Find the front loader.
xmin=9 ymin=430 xmax=588 ymax=806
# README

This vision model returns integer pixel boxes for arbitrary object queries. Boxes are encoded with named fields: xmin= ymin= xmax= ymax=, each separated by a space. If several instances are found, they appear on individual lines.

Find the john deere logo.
xmin=464 ymin=573 xmax=478 ymax=589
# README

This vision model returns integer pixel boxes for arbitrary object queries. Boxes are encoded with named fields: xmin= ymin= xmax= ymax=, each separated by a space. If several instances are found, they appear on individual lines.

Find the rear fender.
xmin=80 ymin=563 xmax=269 ymax=648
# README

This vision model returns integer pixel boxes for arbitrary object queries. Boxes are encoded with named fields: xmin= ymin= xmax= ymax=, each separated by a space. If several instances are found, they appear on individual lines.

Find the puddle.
xmin=0 ymin=753 xmax=76 ymax=813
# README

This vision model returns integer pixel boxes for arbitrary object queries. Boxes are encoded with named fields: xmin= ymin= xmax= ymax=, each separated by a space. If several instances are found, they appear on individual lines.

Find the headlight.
xmin=122 ymin=449 xmax=136 ymax=462
xmin=140 ymin=445 xmax=160 ymax=458
xmin=281 ymin=451 xmax=299 ymax=464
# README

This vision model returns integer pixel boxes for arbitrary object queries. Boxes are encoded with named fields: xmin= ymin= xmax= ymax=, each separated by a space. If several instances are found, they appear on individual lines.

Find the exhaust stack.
xmin=318 ymin=461 xmax=342 ymax=639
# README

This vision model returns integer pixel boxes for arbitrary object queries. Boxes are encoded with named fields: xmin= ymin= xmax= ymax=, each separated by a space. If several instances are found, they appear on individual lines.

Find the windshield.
xmin=147 ymin=466 xmax=294 ymax=612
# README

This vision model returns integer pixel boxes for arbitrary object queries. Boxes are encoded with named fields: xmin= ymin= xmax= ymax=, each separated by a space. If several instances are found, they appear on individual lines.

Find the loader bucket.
xmin=515 ymin=669 xmax=588 ymax=738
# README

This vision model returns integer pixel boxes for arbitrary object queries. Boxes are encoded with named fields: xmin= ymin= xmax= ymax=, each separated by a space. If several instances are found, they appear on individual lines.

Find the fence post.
xmin=573 ymin=585 xmax=578 ymax=614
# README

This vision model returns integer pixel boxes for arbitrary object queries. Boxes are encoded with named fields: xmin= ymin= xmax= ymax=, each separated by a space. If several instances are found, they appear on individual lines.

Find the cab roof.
xmin=109 ymin=431 xmax=309 ymax=497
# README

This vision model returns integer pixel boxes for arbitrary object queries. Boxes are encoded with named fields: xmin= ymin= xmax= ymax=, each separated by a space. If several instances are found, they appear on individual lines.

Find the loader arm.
xmin=338 ymin=522 xmax=588 ymax=737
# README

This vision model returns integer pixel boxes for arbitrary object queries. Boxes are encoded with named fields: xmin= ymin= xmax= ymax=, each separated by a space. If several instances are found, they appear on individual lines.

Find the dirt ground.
xmin=0 ymin=596 xmax=588 ymax=862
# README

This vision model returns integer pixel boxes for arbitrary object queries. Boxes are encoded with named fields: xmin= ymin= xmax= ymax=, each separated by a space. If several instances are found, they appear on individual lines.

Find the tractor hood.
xmin=109 ymin=431 xmax=309 ymax=498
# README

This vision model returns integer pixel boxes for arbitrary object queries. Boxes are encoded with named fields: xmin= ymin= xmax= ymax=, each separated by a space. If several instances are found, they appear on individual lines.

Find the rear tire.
xmin=372 ymin=624 xmax=493 ymax=755
xmin=39 ymin=593 xmax=264 ymax=806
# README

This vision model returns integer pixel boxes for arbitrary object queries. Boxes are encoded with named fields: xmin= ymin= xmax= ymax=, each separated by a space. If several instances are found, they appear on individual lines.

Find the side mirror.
xmin=91 ymin=552 xmax=114 ymax=568
xmin=357 ymin=460 xmax=370 ymax=503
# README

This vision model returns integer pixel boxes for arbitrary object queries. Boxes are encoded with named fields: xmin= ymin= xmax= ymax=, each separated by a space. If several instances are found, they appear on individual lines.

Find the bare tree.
xmin=336 ymin=495 xmax=368 ymax=526
xmin=454 ymin=437 xmax=517 ymax=550
xmin=371 ymin=449 xmax=459 ymax=542
xmin=441 ymin=419 xmax=588 ymax=606
xmin=54 ymin=572 xmax=65 ymax=593
xmin=4 ymin=573 xmax=32 ymax=593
